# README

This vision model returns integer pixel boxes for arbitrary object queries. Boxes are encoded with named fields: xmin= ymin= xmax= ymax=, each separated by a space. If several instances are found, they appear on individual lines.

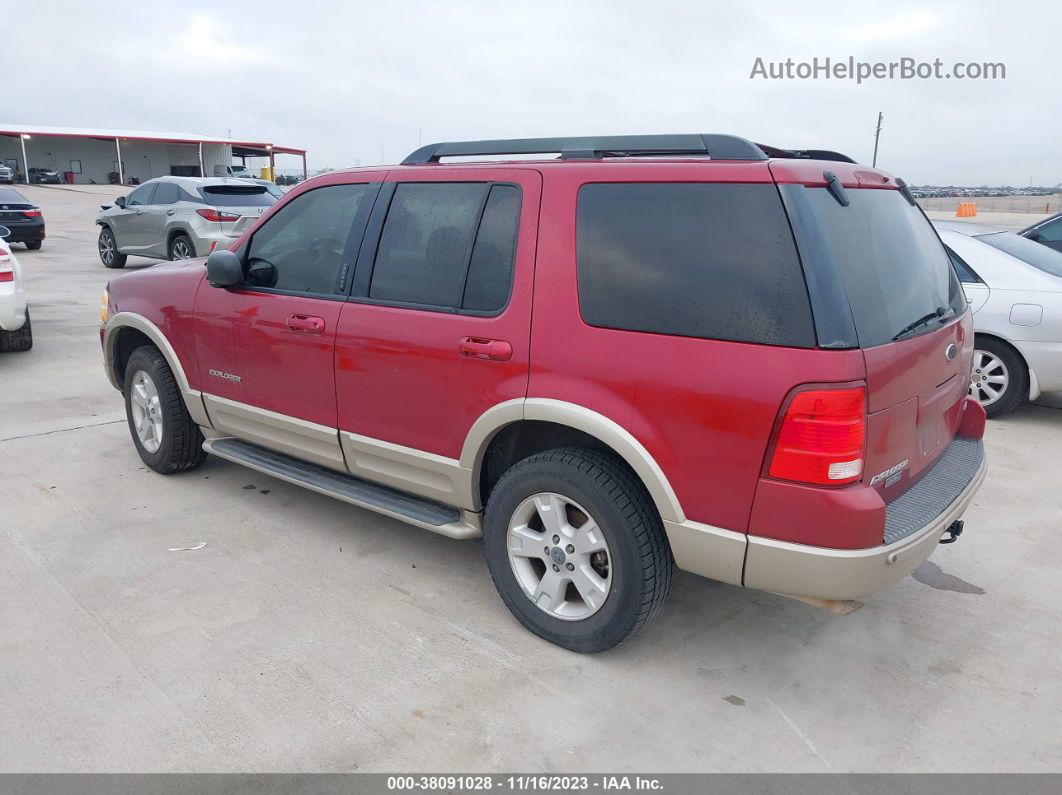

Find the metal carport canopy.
xmin=0 ymin=123 xmax=307 ymax=180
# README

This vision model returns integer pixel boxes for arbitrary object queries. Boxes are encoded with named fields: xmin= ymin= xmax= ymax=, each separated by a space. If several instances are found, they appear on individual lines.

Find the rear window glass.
xmin=0 ymin=187 xmax=28 ymax=204
xmin=802 ymin=188 xmax=966 ymax=347
xmin=576 ymin=183 xmax=815 ymax=347
xmin=200 ymin=186 xmax=276 ymax=207
xmin=975 ymin=231 xmax=1062 ymax=278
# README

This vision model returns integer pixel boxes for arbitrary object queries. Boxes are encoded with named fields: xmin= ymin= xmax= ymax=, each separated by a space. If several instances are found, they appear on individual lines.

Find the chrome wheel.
xmin=129 ymin=370 xmax=164 ymax=453
xmin=99 ymin=230 xmax=114 ymax=265
xmin=506 ymin=492 xmax=612 ymax=621
xmin=969 ymin=349 xmax=1009 ymax=407
xmin=170 ymin=237 xmax=192 ymax=259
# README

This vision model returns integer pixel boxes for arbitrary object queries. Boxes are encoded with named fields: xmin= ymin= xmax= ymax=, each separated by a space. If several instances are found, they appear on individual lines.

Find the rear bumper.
xmin=0 ymin=289 xmax=28 ymax=332
xmin=742 ymin=441 xmax=986 ymax=600
xmin=3 ymin=221 xmax=45 ymax=242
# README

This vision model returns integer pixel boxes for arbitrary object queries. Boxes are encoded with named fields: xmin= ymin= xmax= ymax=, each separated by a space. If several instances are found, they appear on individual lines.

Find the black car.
xmin=1020 ymin=212 xmax=1062 ymax=253
xmin=28 ymin=167 xmax=62 ymax=184
xmin=0 ymin=186 xmax=44 ymax=249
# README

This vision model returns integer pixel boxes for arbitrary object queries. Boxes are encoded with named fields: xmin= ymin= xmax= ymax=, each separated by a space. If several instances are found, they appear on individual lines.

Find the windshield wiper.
xmin=892 ymin=306 xmax=954 ymax=341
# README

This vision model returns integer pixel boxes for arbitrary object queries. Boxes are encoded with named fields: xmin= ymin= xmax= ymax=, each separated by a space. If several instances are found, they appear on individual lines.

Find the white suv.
xmin=0 ymin=226 xmax=32 ymax=352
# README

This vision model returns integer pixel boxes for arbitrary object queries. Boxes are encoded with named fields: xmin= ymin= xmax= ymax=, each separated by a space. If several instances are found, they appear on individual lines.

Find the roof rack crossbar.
xmin=402 ymin=134 xmax=770 ymax=164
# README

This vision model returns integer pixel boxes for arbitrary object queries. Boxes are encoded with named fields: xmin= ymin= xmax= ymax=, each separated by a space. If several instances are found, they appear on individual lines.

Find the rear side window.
xmin=370 ymin=182 xmax=520 ymax=312
xmin=947 ymin=247 xmax=981 ymax=284
xmin=576 ymin=183 xmax=815 ymax=347
xmin=153 ymin=182 xmax=180 ymax=205
xmin=200 ymin=185 xmax=275 ymax=207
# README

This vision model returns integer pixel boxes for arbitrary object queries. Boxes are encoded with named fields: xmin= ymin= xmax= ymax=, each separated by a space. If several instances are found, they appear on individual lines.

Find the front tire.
xmin=123 ymin=346 xmax=207 ymax=473
xmin=168 ymin=233 xmax=195 ymax=261
xmin=0 ymin=309 xmax=32 ymax=352
xmin=483 ymin=447 xmax=673 ymax=653
xmin=969 ymin=337 xmax=1027 ymax=418
xmin=98 ymin=226 xmax=126 ymax=269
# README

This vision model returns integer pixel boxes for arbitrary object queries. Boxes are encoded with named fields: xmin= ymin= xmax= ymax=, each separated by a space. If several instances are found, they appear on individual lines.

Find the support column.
xmin=302 ymin=152 xmax=307 ymax=180
xmin=115 ymin=138 xmax=124 ymax=185
xmin=197 ymin=142 xmax=205 ymax=177
xmin=268 ymin=149 xmax=275 ymax=181
xmin=19 ymin=135 xmax=29 ymax=184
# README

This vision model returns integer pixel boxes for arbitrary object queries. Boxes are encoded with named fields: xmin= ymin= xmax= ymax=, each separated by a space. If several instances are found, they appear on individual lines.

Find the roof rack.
xmin=401 ymin=134 xmax=770 ymax=164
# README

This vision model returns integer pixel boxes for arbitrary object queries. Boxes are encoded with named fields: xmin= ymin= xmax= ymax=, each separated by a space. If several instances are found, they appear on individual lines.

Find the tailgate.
xmin=862 ymin=311 xmax=973 ymax=500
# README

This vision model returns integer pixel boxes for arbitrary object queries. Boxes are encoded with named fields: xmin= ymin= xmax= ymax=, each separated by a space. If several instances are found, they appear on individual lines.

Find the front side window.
xmin=245 ymin=184 xmax=371 ymax=295
xmin=577 ymin=182 xmax=815 ymax=346
xmin=126 ymin=184 xmax=156 ymax=206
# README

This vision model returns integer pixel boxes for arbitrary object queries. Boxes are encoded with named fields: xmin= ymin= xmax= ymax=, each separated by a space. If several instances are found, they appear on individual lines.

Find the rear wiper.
xmin=892 ymin=306 xmax=954 ymax=340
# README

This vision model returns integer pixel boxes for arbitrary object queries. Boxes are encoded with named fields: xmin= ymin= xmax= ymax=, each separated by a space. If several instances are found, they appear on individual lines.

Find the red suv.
xmin=101 ymin=134 xmax=987 ymax=652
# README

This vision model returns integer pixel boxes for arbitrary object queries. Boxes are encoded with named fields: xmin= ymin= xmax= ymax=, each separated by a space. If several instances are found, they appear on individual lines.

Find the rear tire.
xmin=483 ymin=447 xmax=673 ymax=653
xmin=123 ymin=346 xmax=207 ymax=473
xmin=25 ymin=241 xmax=41 ymax=251
xmin=0 ymin=309 xmax=32 ymax=352
xmin=970 ymin=337 xmax=1027 ymax=418
xmin=98 ymin=226 xmax=126 ymax=269
xmin=168 ymin=233 xmax=195 ymax=261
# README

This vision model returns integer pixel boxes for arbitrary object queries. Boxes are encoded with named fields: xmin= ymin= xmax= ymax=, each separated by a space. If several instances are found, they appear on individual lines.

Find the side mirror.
xmin=114 ymin=196 xmax=127 ymax=209
xmin=0 ymin=225 xmax=10 ymax=240
xmin=206 ymin=249 xmax=243 ymax=287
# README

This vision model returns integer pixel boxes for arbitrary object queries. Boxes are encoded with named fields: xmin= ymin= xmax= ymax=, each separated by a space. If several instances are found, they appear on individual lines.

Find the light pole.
xmin=872 ymin=112 xmax=884 ymax=168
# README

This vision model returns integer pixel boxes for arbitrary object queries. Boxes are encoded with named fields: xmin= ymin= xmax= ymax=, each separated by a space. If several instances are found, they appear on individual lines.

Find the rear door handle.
xmin=286 ymin=314 xmax=326 ymax=334
xmin=458 ymin=337 xmax=512 ymax=361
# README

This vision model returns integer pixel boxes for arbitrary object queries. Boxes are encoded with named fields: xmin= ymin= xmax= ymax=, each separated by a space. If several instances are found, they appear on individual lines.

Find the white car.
xmin=935 ymin=221 xmax=1062 ymax=416
xmin=0 ymin=225 xmax=32 ymax=352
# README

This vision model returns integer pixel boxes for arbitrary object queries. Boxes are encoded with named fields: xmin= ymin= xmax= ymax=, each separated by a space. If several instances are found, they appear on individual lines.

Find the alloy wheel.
xmin=506 ymin=492 xmax=612 ymax=621
xmin=99 ymin=231 xmax=114 ymax=265
xmin=129 ymin=370 xmax=164 ymax=453
xmin=171 ymin=238 xmax=192 ymax=259
xmin=969 ymin=349 xmax=1009 ymax=407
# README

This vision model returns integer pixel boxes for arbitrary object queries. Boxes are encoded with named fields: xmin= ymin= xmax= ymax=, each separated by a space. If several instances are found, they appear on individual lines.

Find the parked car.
xmin=1019 ymin=212 xmax=1062 ymax=254
xmin=936 ymin=220 xmax=1062 ymax=416
xmin=95 ymin=176 xmax=278 ymax=267
xmin=0 ymin=164 xmax=14 ymax=184
xmin=213 ymin=164 xmax=256 ymax=180
xmin=28 ymin=167 xmax=62 ymax=184
xmin=0 ymin=186 xmax=45 ymax=250
xmin=100 ymin=134 xmax=987 ymax=652
xmin=0 ymin=226 xmax=32 ymax=352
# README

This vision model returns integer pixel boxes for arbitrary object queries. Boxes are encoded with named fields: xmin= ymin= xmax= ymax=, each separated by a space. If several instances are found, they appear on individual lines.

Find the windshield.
xmin=199 ymin=186 xmax=276 ymax=208
xmin=975 ymin=231 xmax=1062 ymax=278
xmin=800 ymin=187 xmax=966 ymax=347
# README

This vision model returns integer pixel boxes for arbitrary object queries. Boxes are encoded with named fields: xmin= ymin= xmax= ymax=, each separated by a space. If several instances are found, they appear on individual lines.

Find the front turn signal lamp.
xmin=100 ymin=289 xmax=109 ymax=326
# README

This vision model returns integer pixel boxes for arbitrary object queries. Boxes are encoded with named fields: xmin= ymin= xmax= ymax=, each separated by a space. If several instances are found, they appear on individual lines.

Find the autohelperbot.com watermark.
xmin=750 ymin=56 xmax=1006 ymax=83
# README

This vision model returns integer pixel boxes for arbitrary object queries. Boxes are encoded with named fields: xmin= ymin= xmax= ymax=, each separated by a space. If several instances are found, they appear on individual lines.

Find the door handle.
xmin=286 ymin=314 xmax=326 ymax=334
xmin=458 ymin=337 xmax=512 ymax=361
xmin=166 ymin=210 xmax=176 ymax=216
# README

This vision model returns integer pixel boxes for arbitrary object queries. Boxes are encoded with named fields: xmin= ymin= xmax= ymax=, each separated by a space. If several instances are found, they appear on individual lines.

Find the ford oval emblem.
xmin=945 ymin=343 xmax=958 ymax=362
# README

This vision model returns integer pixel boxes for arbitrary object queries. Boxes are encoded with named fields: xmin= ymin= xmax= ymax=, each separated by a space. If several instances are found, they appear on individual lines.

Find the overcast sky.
xmin=7 ymin=0 xmax=1059 ymax=185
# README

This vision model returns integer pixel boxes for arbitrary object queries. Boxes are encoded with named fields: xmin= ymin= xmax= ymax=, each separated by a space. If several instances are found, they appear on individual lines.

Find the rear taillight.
xmin=22 ymin=208 xmax=41 ymax=218
xmin=768 ymin=386 xmax=866 ymax=486
xmin=196 ymin=208 xmax=240 ymax=222
xmin=0 ymin=255 xmax=12 ymax=281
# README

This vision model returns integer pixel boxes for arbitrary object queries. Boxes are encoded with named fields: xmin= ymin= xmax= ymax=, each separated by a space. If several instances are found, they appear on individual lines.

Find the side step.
xmin=203 ymin=437 xmax=480 ymax=539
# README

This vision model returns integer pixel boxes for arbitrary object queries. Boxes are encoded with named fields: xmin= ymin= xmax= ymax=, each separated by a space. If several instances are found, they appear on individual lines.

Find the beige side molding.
xmin=459 ymin=397 xmax=686 ymax=524
xmin=103 ymin=312 xmax=211 ymax=428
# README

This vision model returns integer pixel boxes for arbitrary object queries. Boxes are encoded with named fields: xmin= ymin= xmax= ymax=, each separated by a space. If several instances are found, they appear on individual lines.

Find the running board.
xmin=203 ymin=438 xmax=480 ymax=539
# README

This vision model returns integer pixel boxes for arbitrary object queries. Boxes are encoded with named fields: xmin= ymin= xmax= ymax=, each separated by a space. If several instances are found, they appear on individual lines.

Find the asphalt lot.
xmin=2 ymin=184 xmax=1061 ymax=773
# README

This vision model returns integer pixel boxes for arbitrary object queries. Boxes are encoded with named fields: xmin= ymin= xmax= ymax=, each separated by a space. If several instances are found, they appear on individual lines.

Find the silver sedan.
xmin=935 ymin=220 xmax=1062 ymax=417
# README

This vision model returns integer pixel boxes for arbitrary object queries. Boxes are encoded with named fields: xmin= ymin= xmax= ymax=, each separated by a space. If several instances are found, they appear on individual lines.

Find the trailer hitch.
xmin=939 ymin=520 xmax=964 ymax=544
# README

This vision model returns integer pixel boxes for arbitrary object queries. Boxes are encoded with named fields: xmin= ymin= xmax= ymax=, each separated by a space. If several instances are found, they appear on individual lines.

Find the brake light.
xmin=768 ymin=386 xmax=866 ymax=486
xmin=22 ymin=208 xmax=41 ymax=218
xmin=196 ymin=208 xmax=240 ymax=222
xmin=0 ymin=254 xmax=12 ymax=281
